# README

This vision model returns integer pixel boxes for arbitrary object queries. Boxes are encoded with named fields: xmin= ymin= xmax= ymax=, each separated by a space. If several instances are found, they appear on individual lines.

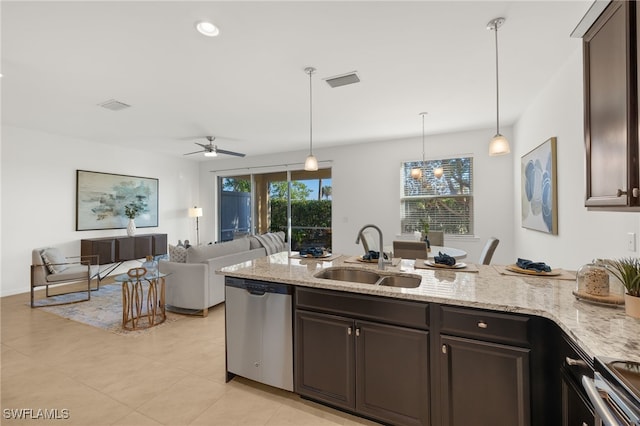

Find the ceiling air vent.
xmin=324 ymin=71 xmax=360 ymax=88
xmin=98 ymin=99 xmax=131 ymax=111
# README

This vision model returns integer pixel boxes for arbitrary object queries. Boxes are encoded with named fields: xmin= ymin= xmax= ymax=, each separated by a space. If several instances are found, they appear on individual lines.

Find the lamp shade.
xmin=410 ymin=167 xmax=423 ymax=180
xmin=188 ymin=207 xmax=203 ymax=218
xmin=304 ymin=154 xmax=318 ymax=171
xmin=489 ymin=134 xmax=510 ymax=156
xmin=433 ymin=166 xmax=444 ymax=178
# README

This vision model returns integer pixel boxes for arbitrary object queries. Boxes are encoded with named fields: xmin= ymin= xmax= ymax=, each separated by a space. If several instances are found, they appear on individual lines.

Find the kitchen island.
xmin=220 ymin=253 xmax=640 ymax=426
xmin=220 ymin=252 xmax=639 ymax=362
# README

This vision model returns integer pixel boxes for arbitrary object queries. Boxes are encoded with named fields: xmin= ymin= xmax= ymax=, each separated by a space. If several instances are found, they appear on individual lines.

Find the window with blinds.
xmin=400 ymin=157 xmax=473 ymax=235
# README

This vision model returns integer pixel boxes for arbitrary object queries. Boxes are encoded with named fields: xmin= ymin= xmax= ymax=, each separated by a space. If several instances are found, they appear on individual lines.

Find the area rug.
xmin=38 ymin=283 xmax=184 ymax=336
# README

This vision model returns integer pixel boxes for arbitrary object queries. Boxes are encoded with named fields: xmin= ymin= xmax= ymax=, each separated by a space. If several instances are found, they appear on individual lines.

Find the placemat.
xmin=413 ymin=259 xmax=479 ymax=273
xmin=343 ymin=256 xmax=401 ymax=266
xmin=493 ymin=264 xmax=576 ymax=280
xmin=289 ymin=253 xmax=343 ymax=262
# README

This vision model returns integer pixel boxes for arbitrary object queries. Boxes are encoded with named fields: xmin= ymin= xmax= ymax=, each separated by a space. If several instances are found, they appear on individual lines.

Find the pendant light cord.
xmin=421 ymin=113 xmax=426 ymax=165
xmin=308 ymin=68 xmax=314 ymax=155
xmin=494 ymin=22 xmax=500 ymax=135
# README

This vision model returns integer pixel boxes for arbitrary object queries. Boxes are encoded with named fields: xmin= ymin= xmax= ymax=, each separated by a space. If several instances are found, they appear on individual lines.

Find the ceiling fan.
xmin=184 ymin=136 xmax=246 ymax=158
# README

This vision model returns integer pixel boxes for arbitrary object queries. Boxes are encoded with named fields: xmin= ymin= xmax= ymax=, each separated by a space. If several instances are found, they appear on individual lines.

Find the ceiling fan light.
xmin=489 ymin=134 xmax=510 ymax=156
xmin=433 ymin=167 xmax=444 ymax=178
xmin=204 ymin=151 xmax=217 ymax=157
xmin=304 ymin=154 xmax=318 ymax=171
xmin=410 ymin=167 xmax=423 ymax=180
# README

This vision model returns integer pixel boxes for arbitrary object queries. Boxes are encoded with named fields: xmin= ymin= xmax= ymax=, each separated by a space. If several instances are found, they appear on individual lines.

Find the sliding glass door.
xmin=217 ymin=168 xmax=332 ymax=251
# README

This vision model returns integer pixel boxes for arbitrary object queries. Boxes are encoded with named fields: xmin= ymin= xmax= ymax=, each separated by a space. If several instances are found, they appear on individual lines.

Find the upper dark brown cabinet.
xmin=583 ymin=0 xmax=640 ymax=208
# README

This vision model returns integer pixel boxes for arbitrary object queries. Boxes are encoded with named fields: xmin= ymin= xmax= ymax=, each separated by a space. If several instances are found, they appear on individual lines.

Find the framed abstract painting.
xmin=521 ymin=137 xmax=558 ymax=235
xmin=76 ymin=170 xmax=159 ymax=231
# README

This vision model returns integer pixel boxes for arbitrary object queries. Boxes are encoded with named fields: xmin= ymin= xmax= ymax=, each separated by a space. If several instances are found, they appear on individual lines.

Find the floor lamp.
xmin=188 ymin=206 xmax=203 ymax=246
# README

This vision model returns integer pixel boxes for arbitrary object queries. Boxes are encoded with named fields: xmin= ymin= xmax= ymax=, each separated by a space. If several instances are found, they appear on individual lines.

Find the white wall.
xmin=514 ymin=48 xmax=640 ymax=270
xmin=198 ymin=126 xmax=515 ymax=265
xmin=1 ymin=126 xmax=201 ymax=296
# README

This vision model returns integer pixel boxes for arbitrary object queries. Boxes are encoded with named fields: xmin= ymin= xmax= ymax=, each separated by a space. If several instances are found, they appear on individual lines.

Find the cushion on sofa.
xmin=254 ymin=232 xmax=285 ymax=255
xmin=186 ymin=238 xmax=250 ymax=264
xmin=41 ymin=247 xmax=69 ymax=274
xmin=169 ymin=244 xmax=188 ymax=263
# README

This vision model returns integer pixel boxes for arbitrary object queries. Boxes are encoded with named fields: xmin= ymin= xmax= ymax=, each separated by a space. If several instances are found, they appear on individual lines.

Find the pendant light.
xmin=411 ymin=113 xmax=427 ymax=180
xmin=304 ymin=67 xmax=318 ymax=171
xmin=487 ymin=17 xmax=511 ymax=156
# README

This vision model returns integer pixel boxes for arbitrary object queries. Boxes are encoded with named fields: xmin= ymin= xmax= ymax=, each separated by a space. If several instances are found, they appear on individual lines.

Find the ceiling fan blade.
xmin=194 ymin=142 xmax=210 ymax=149
xmin=215 ymin=148 xmax=246 ymax=157
xmin=184 ymin=150 xmax=204 ymax=156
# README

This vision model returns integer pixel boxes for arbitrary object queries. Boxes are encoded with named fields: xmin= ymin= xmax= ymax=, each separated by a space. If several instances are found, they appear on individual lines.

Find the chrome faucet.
xmin=355 ymin=224 xmax=387 ymax=270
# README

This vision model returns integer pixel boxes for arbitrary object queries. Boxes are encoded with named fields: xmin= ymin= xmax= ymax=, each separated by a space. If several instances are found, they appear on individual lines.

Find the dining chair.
xmin=478 ymin=237 xmax=499 ymax=265
xmin=427 ymin=231 xmax=444 ymax=246
xmin=393 ymin=241 xmax=428 ymax=260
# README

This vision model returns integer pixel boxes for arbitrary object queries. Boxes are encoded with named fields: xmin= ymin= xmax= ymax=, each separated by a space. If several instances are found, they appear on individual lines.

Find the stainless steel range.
xmin=583 ymin=357 xmax=640 ymax=425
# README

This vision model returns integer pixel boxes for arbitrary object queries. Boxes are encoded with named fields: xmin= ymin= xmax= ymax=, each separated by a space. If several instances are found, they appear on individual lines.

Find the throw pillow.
xmin=41 ymin=247 xmax=69 ymax=274
xmin=169 ymin=244 xmax=187 ymax=263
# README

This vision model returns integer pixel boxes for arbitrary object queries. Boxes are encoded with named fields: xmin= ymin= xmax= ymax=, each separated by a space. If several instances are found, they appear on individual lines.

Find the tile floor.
xmin=1 ymin=288 xmax=378 ymax=425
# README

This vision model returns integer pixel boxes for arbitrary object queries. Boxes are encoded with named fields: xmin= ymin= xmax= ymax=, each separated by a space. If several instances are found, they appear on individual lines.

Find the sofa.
xmin=159 ymin=232 xmax=286 ymax=316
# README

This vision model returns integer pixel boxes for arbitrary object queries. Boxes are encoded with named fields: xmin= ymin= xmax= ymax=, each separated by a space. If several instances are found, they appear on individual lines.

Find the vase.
xmin=127 ymin=218 xmax=136 ymax=237
xmin=625 ymin=293 xmax=640 ymax=319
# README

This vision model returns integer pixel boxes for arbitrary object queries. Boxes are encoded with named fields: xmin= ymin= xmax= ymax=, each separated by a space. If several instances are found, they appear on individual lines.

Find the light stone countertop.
xmin=219 ymin=252 xmax=640 ymax=363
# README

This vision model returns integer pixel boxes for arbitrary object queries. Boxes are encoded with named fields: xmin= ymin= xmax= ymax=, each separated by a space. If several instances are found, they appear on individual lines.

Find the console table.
xmin=81 ymin=233 xmax=167 ymax=279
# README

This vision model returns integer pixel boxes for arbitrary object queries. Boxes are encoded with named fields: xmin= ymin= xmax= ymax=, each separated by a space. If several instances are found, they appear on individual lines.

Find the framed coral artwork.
xmin=76 ymin=170 xmax=159 ymax=231
xmin=521 ymin=137 xmax=558 ymax=235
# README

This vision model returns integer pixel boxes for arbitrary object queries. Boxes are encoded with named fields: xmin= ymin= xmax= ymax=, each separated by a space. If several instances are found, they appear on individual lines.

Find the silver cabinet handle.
xmin=477 ymin=321 xmax=488 ymax=329
xmin=565 ymin=357 xmax=587 ymax=367
xmin=442 ymin=344 xmax=447 ymax=354
xmin=355 ymin=328 xmax=360 ymax=337
xmin=347 ymin=327 xmax=352 ymax=336
xmin=582 ymin=374 xmax=624 ymax=426
xmin=617 ymin=188 xmax=627 ymax=197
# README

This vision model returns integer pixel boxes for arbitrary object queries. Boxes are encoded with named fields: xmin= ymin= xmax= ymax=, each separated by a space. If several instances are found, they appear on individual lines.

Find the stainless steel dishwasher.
xmin=225 ymin=277 xmax=293 ymax=391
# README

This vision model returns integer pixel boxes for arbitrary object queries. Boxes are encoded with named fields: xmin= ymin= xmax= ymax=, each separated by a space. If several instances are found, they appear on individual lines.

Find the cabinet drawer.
xmin=439 ymin=305 xmax=530 ymax=347
xmin=296 ymin=288 xmax=429 ymax=330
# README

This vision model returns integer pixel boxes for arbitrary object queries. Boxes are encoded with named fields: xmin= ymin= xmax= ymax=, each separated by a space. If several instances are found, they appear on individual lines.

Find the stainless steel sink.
xmin=314 ymin=267 xmax=422 ymax=288
xmin=377 ymin=275 xmax=422 ymax=288
xmin=314 ymin=268 xmax=381 ymax=284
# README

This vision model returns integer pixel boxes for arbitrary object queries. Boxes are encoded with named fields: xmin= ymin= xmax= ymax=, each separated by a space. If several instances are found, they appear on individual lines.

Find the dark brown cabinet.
xmin=439 ymin=335 xmax=530 ymax=426
xmin=81 ymin=233 xmax=167 ymax=264
xmin=557 ymin=331 xmax=597 ymax=426
xmin=437 ymin=306 xmax=531 ymax=426
xmin=562 ymin=371 xmax=597 ymax=426
xmin=583 ymin=0 xmax=640 ymax=208
xmin=295 ymin=289 xmax=430 ymax=426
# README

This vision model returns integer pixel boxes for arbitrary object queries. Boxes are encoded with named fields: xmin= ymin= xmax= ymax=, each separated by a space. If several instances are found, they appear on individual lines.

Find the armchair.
xmin=31 ymin=247 xmax=100 ymax=308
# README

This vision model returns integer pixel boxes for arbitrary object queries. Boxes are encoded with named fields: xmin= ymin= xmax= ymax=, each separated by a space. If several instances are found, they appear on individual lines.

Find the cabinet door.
xmin=562 ymin=371 xmax=597 ymax=426
xmin=295 ymin=310 xmax=355 ymax=410
xmin=440 ymin=335 xmax=530 ymax=426
xmin=584 ymin=0 xmax=637 ymax=207
xmin=356 ymin=321 xmax=430 ymax=426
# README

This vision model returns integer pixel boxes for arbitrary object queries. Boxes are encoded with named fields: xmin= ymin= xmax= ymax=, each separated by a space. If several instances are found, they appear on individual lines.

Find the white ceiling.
xmin=1 ymin=1 xmax=592 ymax=161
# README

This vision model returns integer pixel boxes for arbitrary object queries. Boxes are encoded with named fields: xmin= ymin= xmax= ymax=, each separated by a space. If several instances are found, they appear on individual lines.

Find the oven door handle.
xmin=582 ymin=374 xmax=622 ymax=426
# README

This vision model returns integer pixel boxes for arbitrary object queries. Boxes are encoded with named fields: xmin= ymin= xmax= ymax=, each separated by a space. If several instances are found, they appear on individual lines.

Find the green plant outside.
xmin=608 ymin=258 xmax=640 ymax=297
xmin=270 ymin=199 xmax=332 ymax=250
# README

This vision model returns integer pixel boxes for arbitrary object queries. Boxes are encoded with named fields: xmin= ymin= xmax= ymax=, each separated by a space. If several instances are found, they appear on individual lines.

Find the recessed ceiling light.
xmin=196 ymin=21 xmax=220 ymax=37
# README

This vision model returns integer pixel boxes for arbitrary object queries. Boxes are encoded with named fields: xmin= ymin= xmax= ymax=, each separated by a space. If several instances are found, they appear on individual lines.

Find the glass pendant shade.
xmin=410 ymin=167 xmax=423 ymax=180
xmin=433 ymin=167 xmax=444 ymax=178
xmin=304 ymin=154 xmax=318 ymax=171
xmin=489 ymin=134 xmax=510 ymax=156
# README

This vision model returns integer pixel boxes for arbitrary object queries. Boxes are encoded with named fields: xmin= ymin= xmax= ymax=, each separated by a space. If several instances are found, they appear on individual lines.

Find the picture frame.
xmin=76 ymin=170 xmax=159 ymax=231
xmin=521 ymin=137 xmax=558 ymax=235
